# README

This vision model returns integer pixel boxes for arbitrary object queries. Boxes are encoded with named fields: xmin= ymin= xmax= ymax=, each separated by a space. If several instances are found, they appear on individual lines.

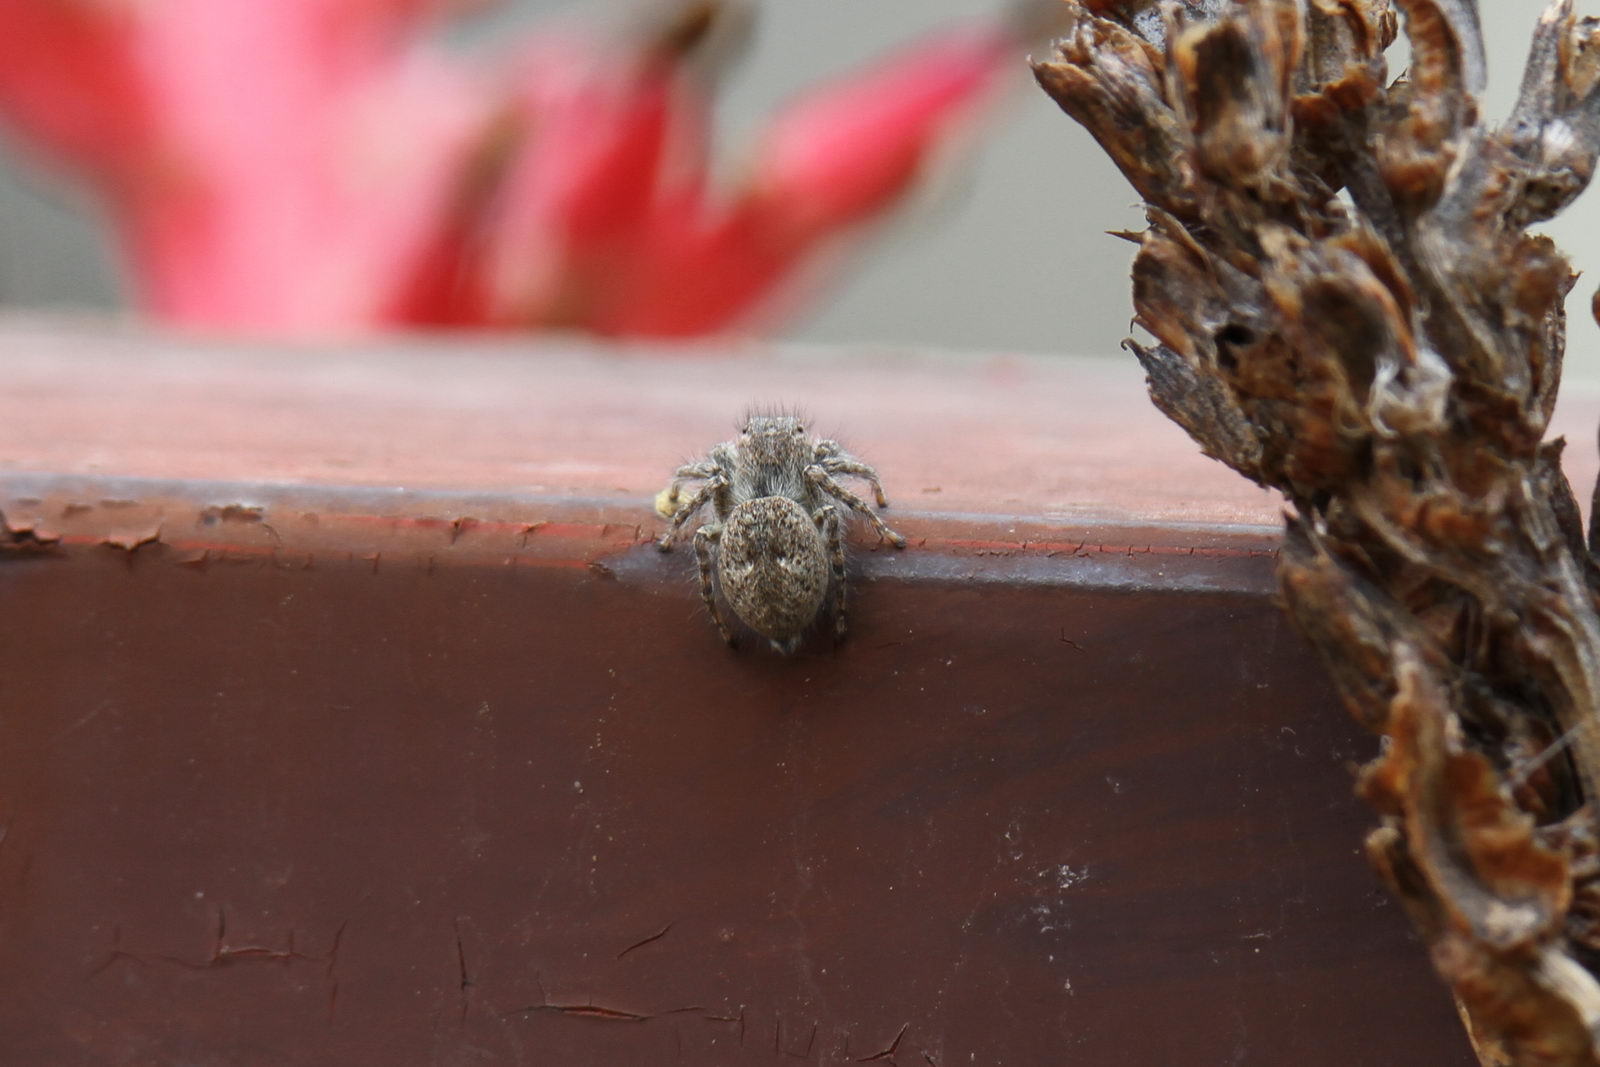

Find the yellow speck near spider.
xmin=652 ymin=484 xmax=682 ymax=520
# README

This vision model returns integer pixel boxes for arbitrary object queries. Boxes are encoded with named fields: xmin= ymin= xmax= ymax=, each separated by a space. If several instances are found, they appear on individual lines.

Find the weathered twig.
xmin=1036 ymin=1 xmax=1600 ymax=1061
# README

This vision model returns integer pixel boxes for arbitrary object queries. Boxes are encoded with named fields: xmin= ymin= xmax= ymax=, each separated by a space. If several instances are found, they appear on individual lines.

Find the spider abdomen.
xmin=718 ymin=496 xmax=829 ymax=642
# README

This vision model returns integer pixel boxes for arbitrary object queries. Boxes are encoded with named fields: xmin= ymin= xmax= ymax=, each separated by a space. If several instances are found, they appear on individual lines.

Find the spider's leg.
xmin=668 ymin=460 xmax=726 ymax=495
xmin=656 ymin=459 xmax=723 ymax=517
xmin=804 ymin=465 xmax=906 ymax=548
xmin=657 ymin=475 xmax=727 ymax=550
xmin=674 ymin=460 xmax=721 ymax=480
xmin=815 ymin=505 xmax=847 ymax=639
xmin=815 ymin=452 xmax=890 ymax=508
xmin=708 ymin=446 xmax=738 ymax=515
xmin=693 ymin=523 xmax=736 ymax=646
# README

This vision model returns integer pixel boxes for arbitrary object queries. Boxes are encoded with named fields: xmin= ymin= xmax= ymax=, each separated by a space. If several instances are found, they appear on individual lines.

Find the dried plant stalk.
xmin=1036 ymin=1 xmax=1600 ymax=1061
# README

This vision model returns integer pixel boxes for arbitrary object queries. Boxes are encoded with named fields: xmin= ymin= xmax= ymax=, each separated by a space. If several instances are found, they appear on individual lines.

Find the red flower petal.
xmin=0 ymin=2 xmax=150 ymax=168
xmin=586 ymin=20 xmax=1021 ymax=337
xmin=745 ymin=24 xmax=1017 ymax=242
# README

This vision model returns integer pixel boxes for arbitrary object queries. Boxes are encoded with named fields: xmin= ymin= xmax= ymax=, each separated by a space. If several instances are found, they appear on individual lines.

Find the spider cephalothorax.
xmin=656 ymin=414 xmax=906 ymax=652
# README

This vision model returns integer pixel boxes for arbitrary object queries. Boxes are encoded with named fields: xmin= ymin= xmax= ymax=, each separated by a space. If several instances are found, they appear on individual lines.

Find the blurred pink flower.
xmin=0 ymin=1 xmax=1030 ymax=339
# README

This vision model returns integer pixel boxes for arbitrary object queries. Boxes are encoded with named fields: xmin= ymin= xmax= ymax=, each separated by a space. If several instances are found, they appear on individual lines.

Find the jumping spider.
xmin=656 ymin=415 xmax=906 ymax=652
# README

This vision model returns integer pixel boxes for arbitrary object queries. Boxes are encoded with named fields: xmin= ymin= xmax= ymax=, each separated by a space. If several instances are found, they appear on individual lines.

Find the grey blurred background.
xmin=1 ymin=1 xmax=1597 ymax=371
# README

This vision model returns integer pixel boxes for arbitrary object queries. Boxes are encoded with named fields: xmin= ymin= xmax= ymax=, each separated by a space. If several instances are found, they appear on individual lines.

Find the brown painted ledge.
xmin=14 ymin=320 xmax=1600 ymax=1065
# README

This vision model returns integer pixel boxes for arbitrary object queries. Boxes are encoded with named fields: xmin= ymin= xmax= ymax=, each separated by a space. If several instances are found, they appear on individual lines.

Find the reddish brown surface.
xmin=0 ymin=321 xmax=1289 ymax=529
xmin=0 ymin=323 xmax=1525 ymax=1064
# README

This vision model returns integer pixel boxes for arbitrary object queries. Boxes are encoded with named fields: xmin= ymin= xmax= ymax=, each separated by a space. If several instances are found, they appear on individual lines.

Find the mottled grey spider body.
xmin=656 ymin=415 xmax=906 ymax=652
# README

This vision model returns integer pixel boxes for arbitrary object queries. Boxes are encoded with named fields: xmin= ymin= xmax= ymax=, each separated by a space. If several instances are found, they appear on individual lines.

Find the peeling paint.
xmin=198 ymin=504 xmax=265 ymax=525
xmin=101 ymin=524 xmax=163 ymax=554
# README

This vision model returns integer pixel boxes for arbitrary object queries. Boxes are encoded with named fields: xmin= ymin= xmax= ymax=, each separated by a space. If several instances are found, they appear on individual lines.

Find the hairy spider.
xmin=656 ymin=414 xmax=906 ymax=652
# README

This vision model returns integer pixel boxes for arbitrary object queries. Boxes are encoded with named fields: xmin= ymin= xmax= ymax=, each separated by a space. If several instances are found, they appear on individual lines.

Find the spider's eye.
xmin=793 ymin=425 xmax=805 ymax=435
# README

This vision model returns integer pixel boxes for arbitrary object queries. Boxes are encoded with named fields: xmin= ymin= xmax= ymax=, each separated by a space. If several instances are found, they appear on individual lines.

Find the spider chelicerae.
xmin=656 ymin=414 xmax=906 ymax=652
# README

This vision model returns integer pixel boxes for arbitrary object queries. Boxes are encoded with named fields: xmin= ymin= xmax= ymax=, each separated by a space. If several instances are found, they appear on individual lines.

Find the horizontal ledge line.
xmin=0 ymin=473 xmax=1284 ymax=595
